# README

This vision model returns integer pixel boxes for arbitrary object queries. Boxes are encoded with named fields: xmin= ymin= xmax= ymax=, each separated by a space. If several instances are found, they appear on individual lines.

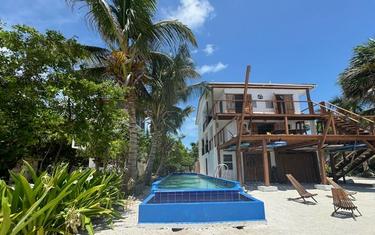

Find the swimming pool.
xmin=153 ymin=173 xmax=237 ymax=191
xmin=139 ymin=173 xmax=265 ymax=224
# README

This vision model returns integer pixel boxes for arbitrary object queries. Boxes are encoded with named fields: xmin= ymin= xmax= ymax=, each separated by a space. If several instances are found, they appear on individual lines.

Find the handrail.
xmin=213 ymin=117 xmax=237 ymax=146
xmin=325 ymin=101 xmax=375 ymax=124
xmin=311 ymin=101 xmax=360 ymax=123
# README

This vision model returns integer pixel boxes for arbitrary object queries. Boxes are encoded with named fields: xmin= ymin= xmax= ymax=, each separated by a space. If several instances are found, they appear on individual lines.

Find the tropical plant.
xmin=155 ymin=137 xmax=196 ymax=175
xmin=339 ymin=39 xmax=375 ymax=106
xmin=0 ymin=24 xmax=128 ymax=179
xmin=142 ymin=45 xmax=198 ymax=184
xmin=67 ymin=0 xmax=197 ymax=187
xmin=0 ymin=161 xmax=124 ymax=235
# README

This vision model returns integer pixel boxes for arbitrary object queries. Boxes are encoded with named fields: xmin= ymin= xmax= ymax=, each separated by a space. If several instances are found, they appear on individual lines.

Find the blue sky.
xmin=1 ymin=0 xmax=375 ymax=147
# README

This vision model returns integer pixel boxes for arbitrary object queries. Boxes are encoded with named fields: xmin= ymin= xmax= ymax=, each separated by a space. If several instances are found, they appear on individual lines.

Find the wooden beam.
xmin=235 ymin=65 xmax=251 ymax=184
xmin=218 ymin=135 xmax=375 ymax=151
xmin=216 ymin=113 xmax=326 ymax=121
xmin=240 ymin=134 xmax=375 ymax=141
xmin=306 ymin=88 xmax=314 ymax=114
xmin=317 ymin=141 xmax=327 ymax=184
xmin=262 ymin=139 xmax=270 ymax=186
xmin=331 ymin=115 xmax=337 ymax=135
xmin=321 ymin=114 xmax=332 ymax=146
xmin=284 ymin=116 xmax=289 ymax=135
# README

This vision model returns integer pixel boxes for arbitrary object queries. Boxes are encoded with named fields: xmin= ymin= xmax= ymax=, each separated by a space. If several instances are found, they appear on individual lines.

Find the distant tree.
xmin=143 ymin=45 xmax=198 ymax=185
xmin=189 ymin=142 xmax=199 ymax=164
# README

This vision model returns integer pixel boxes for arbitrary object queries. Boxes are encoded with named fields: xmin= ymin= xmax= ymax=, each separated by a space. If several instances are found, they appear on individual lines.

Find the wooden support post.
xmin=318 ymin=141 xmax=327 ymax=184
xmin=284 ymin=116 xmax=289 ymax=135
xmin=306 ymin=88 xmax=314 ymax=114
xmin=321 ymin=114 xmax=332 ymax=145
xmin=319 ymin=101 xmax=326 ymax=114
xmin=262 ymin=139 xmax=270 ymax=186
xmin=331 ymin=115 xmax=337 ymax=135
xmin=235 ymin=65 xmax=251 ymax=184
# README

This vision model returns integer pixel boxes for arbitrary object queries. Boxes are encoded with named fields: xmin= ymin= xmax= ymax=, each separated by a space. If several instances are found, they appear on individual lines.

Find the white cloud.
xmin=197 ymin=62 xmax=228 ymax=75
xmin=191 ymin=49 xmax=198 ymax=54
xmin=164 ymin=0 xmax=214 ymax=30
xmin=203 ymin=44 xmax=215 ymax=55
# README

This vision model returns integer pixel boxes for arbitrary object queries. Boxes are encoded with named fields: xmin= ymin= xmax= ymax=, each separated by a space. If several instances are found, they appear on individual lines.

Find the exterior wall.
xmin=221 ymin=88 xmax=305 ymax=114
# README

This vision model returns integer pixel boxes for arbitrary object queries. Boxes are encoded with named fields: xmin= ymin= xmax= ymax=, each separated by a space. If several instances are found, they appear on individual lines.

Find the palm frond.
xmin=82 ymin=45 xmax=111 ymax=65
xmin=148 ymin=20 xmax=197 ymax=50
xmin=67 ymin=0 xmax=125 ymax=49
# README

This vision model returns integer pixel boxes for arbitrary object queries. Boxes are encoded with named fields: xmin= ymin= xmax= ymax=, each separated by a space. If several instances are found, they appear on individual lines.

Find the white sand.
xmin=96 ymin=181 xmax=375 ymax=235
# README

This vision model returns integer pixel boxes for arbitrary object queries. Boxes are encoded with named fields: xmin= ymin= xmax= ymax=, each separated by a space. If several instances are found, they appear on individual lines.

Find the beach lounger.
xmin=331 ymin=188 xmax=361 ymax=220
xmin=286 ymin=174 xmax=317 ymax=203
xmin=326 ymin=177 xmax=356 ymax=200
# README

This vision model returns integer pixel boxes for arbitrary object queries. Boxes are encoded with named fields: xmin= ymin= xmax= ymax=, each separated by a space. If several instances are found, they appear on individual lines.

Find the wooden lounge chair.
xmin=286 ymin=174 xmax=318 ymax=203
xmin=326 ymin=177 xmax=356 ymax=200
xmin=331 ymin=188 xmax=361 ymax=220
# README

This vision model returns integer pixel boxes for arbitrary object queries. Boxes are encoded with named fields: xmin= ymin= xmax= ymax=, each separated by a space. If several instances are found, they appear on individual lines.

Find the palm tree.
xmin=67 ymin=0 xmax=197 ymax=186
xmin=339 ymin=39 xmax=375 ymax=105
xmin=143 ymin=45 xmax=199 ymax=185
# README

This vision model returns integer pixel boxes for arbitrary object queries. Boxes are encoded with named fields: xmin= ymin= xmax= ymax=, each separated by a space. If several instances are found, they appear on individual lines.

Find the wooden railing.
xmin=317 ymin=101 xmax=375 ymax=133
xmin=210 ymin=99 xmax=316 ymax=116
xmin=207 ymin=99 xmax=375 ymax=148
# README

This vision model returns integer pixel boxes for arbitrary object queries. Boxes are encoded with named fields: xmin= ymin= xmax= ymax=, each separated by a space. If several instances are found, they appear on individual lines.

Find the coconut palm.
xmin=67 ymin=0 xmax=197 ymax=186
xmin=339 ymin=39 xmax=375 ymax=105
xmin=143 ymin=45 xmax=199 ymax=185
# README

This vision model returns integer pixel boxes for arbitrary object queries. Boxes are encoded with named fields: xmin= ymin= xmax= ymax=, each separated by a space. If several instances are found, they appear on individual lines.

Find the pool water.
xmin=158 ymin=174 xmax=234 ymax=190
xmin=139 ymin=173 xmax=266 ymax=224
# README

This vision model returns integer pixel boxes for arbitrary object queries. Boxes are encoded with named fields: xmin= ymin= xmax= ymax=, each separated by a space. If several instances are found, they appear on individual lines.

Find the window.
xmin=252 ymin=100 xmax=257 ymax=108
xmin=201 ymin=139 xmax=205 ymax=155
xmin=223 ymin=154 xmax=233 ymax=170
xmin=265 ymin=101 xmax=274 ymax=109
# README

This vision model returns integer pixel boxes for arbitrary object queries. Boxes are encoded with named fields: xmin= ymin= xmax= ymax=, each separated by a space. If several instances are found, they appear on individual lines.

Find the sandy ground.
xmin=96 ymin=179 xmax=375 ymax=235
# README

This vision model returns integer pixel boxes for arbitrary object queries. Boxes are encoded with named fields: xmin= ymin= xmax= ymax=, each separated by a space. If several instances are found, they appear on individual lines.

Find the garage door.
xmin=275 ymin=152 xmax=320 ymax=183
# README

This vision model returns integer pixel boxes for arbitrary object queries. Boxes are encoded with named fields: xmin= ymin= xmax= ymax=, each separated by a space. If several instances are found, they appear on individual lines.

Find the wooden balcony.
xmin=210 ymin=99 xmax=325 ymax=120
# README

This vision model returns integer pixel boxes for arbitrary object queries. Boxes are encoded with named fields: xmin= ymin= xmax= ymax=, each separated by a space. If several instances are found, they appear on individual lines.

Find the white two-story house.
xmin=196 ymin=80 xmax=375 ymax=186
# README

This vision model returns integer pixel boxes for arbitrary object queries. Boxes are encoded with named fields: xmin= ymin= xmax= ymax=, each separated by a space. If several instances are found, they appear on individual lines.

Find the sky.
xmin=1 ymin=0 xmax=375 ymax=147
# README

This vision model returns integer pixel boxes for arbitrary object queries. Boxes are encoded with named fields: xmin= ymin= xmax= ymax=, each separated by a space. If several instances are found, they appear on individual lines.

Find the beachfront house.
xmin=196 ymin=82 xmax=375 ymax=186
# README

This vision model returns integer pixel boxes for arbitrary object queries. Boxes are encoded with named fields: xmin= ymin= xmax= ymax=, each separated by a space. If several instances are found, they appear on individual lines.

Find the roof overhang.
xmin=207 ymin=82 xmax=316 ymax=90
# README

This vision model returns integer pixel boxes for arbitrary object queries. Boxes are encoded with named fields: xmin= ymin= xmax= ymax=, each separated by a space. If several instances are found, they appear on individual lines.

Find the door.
xmin=226 ymin=94 xmax=235 ymax=113
xmin=243 ymin=153 xmax=270 ymax=182
xmin=275 ymin=94 xmax=295 ymax=114
xmin=222 ymin=154 xmax=235 ymax=179
xmin=233 ymin=94 xmax=252 ymax=113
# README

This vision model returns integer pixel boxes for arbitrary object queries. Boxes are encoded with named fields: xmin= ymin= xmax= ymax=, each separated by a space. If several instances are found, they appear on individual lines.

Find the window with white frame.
xmin=223 ymin=154 xmax=233 ymax=170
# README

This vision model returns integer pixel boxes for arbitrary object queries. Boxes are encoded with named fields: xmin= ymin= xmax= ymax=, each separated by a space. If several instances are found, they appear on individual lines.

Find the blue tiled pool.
xmin=138 ymin=173 xmax=265 ymax=224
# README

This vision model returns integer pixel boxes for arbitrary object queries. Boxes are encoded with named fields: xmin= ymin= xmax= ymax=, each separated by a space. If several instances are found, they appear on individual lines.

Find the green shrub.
xmin=0 ymin=161 xmax=125 ymax=235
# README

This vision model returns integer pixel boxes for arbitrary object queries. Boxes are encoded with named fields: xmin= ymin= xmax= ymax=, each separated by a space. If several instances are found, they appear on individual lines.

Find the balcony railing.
xmin=210 ymin=99 xmax=317 ymax=117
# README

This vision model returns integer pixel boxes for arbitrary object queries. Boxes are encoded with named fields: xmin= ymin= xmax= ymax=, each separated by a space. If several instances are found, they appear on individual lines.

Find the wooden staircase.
xmin=333 ymin=116 xmax=370 ymax=135
xmin=332 ymin=149 xmax=375 ymax=181
xmin=318 ymin=101 xmax=375 ymax=181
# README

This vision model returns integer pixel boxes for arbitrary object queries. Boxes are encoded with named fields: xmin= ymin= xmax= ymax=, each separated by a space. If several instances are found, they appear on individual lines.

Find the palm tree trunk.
xmin=126 ymin=89 xmax=138 ymax=189
xmin=144 ymin=130 xmax=160 ymax=185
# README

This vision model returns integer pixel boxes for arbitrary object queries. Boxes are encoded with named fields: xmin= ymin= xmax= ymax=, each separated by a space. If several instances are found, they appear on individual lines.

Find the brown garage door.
xmin=243 ymin=153 xmax=270 ymax=182
xmin=275 ymin=152 xmax=320 ymax=183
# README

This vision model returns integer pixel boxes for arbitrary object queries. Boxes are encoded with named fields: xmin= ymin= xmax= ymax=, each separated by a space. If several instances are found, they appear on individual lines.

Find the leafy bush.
xmin=0 ymin=161 xmax=124 ymax=234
